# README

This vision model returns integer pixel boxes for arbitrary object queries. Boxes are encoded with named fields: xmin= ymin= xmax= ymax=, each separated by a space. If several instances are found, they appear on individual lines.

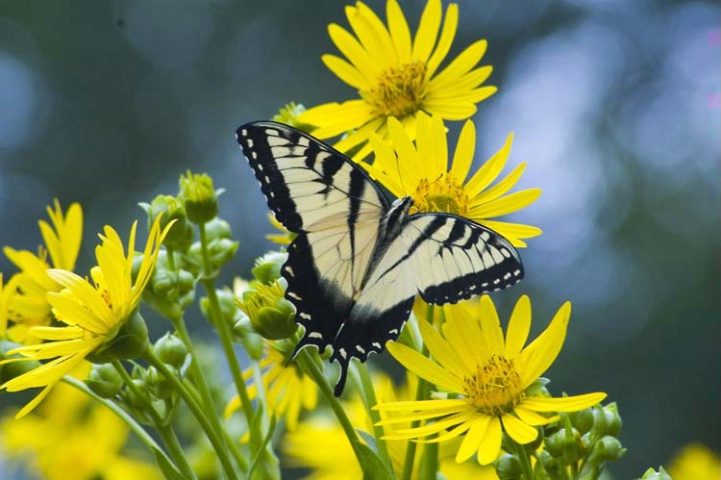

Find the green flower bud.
xmin=146 ymin=366 xmax=174 ymax=400
xmin=0 ymin=340 xmax=40 ymax=383
xmin=638 ymin=467 xmax=672 ymax=480
xmin=272 ymin=102 xmax=316 ymax=134
xmin=232 ymin=312 xmax=265 ymax=360
xmin=85 ymin=364 xmax=124 ymax=398
xmin=179 ymin=171 xmax=220 ymax=225
xmin=140 ymin=195 xmax=193 ymax=250
xmin=545 ymin=427 xmax=580 ymax=459
xmin=200 ymin=288 xmax=237 ymax=327
xmin=153 ymin=333 xmax=189 ymax=370
xmin=570 ymin=407 xmax=595 ymax=434
xmin=538 ymin=450 xmax=564 ymax=478
xmin=87 ymin=310 xmax=150 ymax=363
xmin=603 ymin=402 xmax=623 ymax=437
xmin=204 ymin=218 xmax=232 ymax=241
xmin=587 ymin=436 xmax=626 ymax=465
xmin=125 ymin=378 xmax=149 ymax=409
xmin=495 ymin=454 xmax=522 ymax=480
xmin=252 ymin=251 xmax=288 ymax=284
xmin=237 ymin=280 xmax=297 ymax=340
xmin=188 ymin=238 xmax=239 ymax=274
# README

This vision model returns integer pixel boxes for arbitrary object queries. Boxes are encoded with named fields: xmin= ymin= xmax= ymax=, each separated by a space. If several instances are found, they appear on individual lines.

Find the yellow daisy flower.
xmin=298 ymin=0 xmax=496 ymax=159
xmin=283 ymin=373 xmax=498 ymax=479
xmin=225 ymin=342 xmax=318 ymax=431
xmin=667 ymin=444 xmax=721 ymax=480
xmin=3 ymin=200 xmax=83 ymax=343
xmin=366 ymin=113 xmax=541 ymax=247
xmin=376 ymin=295 xmax=607 ymax=465
xmin=0 ymin=217 xmax=171 ymax=418
xmin=0 ymin=376 xmax=161 ymax=480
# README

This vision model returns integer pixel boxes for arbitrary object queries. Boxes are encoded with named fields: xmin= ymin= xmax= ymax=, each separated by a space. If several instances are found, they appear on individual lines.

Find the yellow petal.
xmin=522 ymin=392 xmax=607 ymax=413
xmin=427 ymin=66 xmax=493 ymax=96
xmin=519 ymin=302 xmax=571 ymax=388
xmin=465 ymin=133 xmax=513 ymax=196
xmin=470 ymin=188 xmax=542 ymax=218
xmin=456 ymin=415 xmax=490 ymax=463
xmin=472 ymin=162 xmax=528 ymax=205
xmin=300 ymin=100 xmax=373 ymax=139
xmin=387 ymin=0 xmax=411 ymax=63
xmin=46 ymin=290 xmax=111 ymax=333
xmin=421 ymin=100 xmax=477 ymax=120
xmin=328 ymin=23 xmax=381 ymax=79
xmin=375 ymin=398 xmax=468 ymax=412
xmin=513 ymin=405 xmax=558 ymax=426
xmin=376 ymin=404 xmax=468 ymax=426
xmin=415 ymin=113 xmax=446 ymax=175
xmin=322 ymin=54 xmax=369 ymax=89
xmin=477 ymin=416 xmax=502 ymax=465
xmin=430 ymin=39 xmax=488 ymax=89
xmin=478 ymin=295 xmax=504 ymax=354
xmin=501 ymin=413 xmax=539 ymax=444
xmin=426 ymin=3 xmax=458 ymax=78
xmin=383 ymin=409 xmax=470 ymax=437
xmin=449 ymin=120 xmax=475 ymax=182
xmin=505 ymin=295 xmax=531 ymax=358
xmin=386 ymin=341 xmax=465 ymax=392
xmin=441 ymin=313 xmax=486 ymax=372
xmin=412 ymin=0 xmax=441 ymax=62
xmin=480 ymin=221 xmax=542 ymax=246
xmin=346 ymin=3 xmax=395 ymax=68
xmin=417 ymin=315 xmax=467 ymax=374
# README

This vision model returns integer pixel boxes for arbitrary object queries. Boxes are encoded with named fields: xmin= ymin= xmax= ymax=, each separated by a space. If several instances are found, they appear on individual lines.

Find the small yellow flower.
xmin=366 ymin=113 xmax=541 ymax=247
xmin=3 ymin=200 xmax=83 ymax=343
xmin=225 ymin=342 xmax=318 ymax=431
xmin=0 ymin=376 xmax=161 ymax=480
xmin=0 ymin=217 xmax=171 ymax=418
xmin=283 ymin=373 xmax=498 ymax=479
xmin=667 ymin=443 xmax=721 ymax=480
xmin=376 ymin=295 xmax=606 ymax=465
xmin=299 ymin=0 xmax=496 ymax=159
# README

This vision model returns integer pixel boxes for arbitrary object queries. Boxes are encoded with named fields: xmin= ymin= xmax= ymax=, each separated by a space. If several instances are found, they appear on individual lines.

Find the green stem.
xmin=197 ymin=223 xmax=255 ymax=429
xmin=145 ymin=349 xmax=239 ymax=480
xmin=296 ymin=349 xmax=363 ymax=462
xmin=62 ymin=377 xmax=179 ymax=474
xmin=510 ymin=436 xmax=535 ymax=480
xmin=400 ymin=305 xmax=436 ymax=480
xmin=173 ymin=314 xmax=248 ymax=472
xmin=354 ymin=362 xmax=393 ymax=475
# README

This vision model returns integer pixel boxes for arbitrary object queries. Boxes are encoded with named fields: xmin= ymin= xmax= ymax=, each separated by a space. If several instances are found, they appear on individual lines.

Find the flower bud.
xmin=545 ymin=427 xmax=581 ymax=460
xmin=179 ymin=171 xmax=220 ymax=225
xmin=496 ymin=454 xmax=522 ymax=480
xmin=587 ymin=436 xmax=626 ymax=465
xmin=602 ymin=402 xmax=623 ymax=437
xmin=570 ymin=407 xmax=594 ymax=434
xmin=638 ymin=467 xmax=672 ymax=480
xmin=200 ymin=288 xmax=237 ymax=327
xmin=153 ymin=333 xmax=188 ymax=370
xmin=204 ymin=218 xmax=232 ymax=241
xmin=140 ymin=195 xmax=193 ymax=250
xmin=237 ymin=280 xmax=297 ymax=340
xmin=272 ymin=102 xmax=316 ymax=133
xmin=188 ymin=237 xmax=238 ymax=273
xmin=87 ymin=310 xmax=150 ymax=363
xmin=252 ymin=251 xmax=287 ymax=284
xmin=232 ymin=312 xmax=265 ymax=360
xmin=146 ymin=366 xmax=174 ymax=400
xmin=85 ymin=364 xmax=124 ymax=398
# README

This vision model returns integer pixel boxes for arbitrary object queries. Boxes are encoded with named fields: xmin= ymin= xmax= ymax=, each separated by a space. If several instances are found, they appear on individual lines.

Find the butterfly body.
xmin=236 ymin=121 xmax=523 ymax=395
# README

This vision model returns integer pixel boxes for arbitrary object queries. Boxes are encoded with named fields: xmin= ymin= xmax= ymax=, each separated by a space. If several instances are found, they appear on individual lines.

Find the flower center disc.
xmin=362 ymin=61 xmax=427 ymax=117
xmin=411 ymin=174 xmax=470 ymax=216
xmin=464 ymin=354 xmax=523 ymax=416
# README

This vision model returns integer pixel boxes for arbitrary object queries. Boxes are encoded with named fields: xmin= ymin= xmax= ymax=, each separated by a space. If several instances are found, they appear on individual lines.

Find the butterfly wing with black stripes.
xmin=330 ymin=205 xmax=524 ymax=393
xmin=236 ymin=121 xmax=390 ymax=358
xmin=236 ymin=121 xmax=524 ymax=396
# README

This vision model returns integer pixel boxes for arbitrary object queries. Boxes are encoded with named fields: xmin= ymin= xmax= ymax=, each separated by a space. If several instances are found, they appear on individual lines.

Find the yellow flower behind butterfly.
xmin=0 ymin=217 xmax=172 ymax=418
xmin=299 ymin=0 xmax=496 ymax=159
xmin=3 ymin=200 xmax=83 ymax=344
xmin=376 ymin=295 xmax=606 ymax=465
xmin=365 ymin=113 xmax=541 ymax=248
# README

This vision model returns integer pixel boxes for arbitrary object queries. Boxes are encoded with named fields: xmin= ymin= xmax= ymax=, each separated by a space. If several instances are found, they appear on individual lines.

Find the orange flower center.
xmin=411 ymin=174 xmax=469 ymax=216
xmin=361 ymin=61 xmax=428 ymax=117
xmin=464 ymin=354 xmax=523 ymax=416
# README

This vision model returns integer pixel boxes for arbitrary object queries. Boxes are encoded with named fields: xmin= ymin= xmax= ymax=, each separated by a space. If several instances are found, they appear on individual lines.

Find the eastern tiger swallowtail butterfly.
xmin=236 ymin=121 xmax=523 ymax=395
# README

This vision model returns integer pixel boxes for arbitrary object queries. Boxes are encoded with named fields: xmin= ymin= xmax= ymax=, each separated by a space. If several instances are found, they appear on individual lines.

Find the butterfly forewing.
xmin=236 ymin=122 xmax=389 ymax=355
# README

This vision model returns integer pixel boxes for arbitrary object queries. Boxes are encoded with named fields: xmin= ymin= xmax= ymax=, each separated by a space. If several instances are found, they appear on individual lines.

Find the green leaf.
xmin=355 ymin=441 xmax=393 ymax=480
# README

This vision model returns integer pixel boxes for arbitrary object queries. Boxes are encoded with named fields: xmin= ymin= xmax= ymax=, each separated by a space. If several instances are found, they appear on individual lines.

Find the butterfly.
xmin=236 ymin=121 xmax=523 ymax=395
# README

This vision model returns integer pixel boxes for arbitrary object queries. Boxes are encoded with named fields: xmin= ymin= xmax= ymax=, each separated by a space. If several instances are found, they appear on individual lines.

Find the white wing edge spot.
xmin=338 ymin=348 xmax=348 ymax=359
xmin=389 ymin=328 xmax=399 ymax=335
xmin=372 ymin=342 xmax=382 ymax=349
xmin=287 ymin=292 xmax=301 ymax=300
xmin=355 ymin=345 xmax=366 ymax=354
xmin=308 ymin=332 xmax=323 ymax=339
xmin=299 ymin=312 xmax=311 ymax=320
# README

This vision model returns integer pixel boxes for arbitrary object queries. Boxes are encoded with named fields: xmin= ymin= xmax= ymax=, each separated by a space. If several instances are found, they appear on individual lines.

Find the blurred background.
xmin=0 ymin=0 xmax=718 ymax=478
